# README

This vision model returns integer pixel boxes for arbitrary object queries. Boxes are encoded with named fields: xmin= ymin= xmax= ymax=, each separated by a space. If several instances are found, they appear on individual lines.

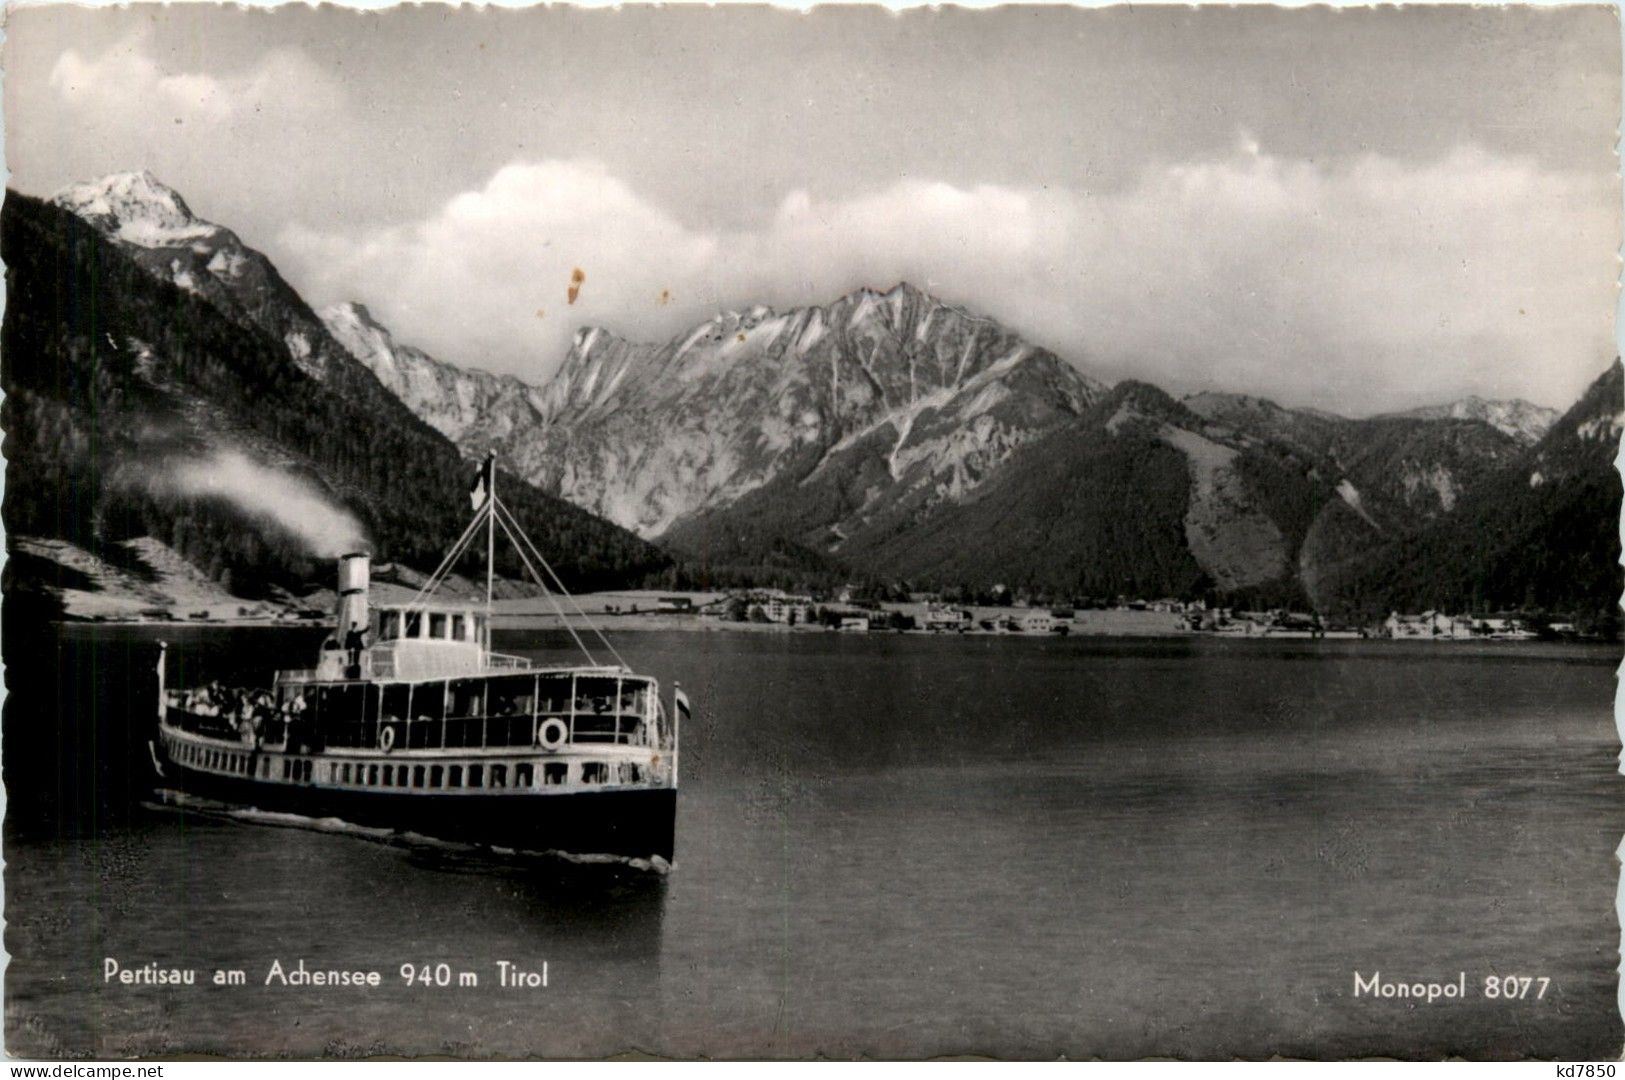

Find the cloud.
xmin=27 ymin=34 xmax=1615 ymax=414
xmin=28 ymin=33 xmax=353 ymax=236
xmin=279 ymin=142 xmax=1616 ymax=414
xmin=283 ymin=161 xmax=721 ymax=383
xmin=48 ymin=33 xmax=344 ymax=129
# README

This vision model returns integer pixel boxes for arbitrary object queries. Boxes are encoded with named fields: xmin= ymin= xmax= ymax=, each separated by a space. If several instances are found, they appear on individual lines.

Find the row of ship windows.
xmin=174 ymin=741 xmax=644 ymax=789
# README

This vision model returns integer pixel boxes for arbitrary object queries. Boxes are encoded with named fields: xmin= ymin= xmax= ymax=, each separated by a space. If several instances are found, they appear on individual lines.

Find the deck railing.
xmin=273 ymin=651 xmax=535 ymax=684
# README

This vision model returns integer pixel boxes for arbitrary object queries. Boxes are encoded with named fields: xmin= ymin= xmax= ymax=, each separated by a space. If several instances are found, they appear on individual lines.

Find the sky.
xmin=5 ymin=4 xmax=1620 ymax=414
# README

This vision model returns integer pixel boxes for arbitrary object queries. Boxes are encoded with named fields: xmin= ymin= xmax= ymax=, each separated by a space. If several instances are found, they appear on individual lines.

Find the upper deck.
xmin=171 ymin=665 xmax=664 ymax=752
xmin=280 ymin=601 xmax=584 ymax=684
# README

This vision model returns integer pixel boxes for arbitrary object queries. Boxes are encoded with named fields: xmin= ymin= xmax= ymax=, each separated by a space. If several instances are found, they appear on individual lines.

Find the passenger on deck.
xmin=284 ymin=691 xmax=308 ymax=750
xmin=344 ymin=623 xmax=367 ymax=678
xmin=194 ymin=682 xmax=223 ymax=717
xmin=248 ymin=691 xmax=274 ymax=743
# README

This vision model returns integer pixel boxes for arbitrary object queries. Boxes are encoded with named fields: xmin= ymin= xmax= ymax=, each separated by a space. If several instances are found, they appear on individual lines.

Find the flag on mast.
xmin=469 ymin=453 xmax=495 ymax=509
xmin=674 ymin=686 xmax=692 ymax=720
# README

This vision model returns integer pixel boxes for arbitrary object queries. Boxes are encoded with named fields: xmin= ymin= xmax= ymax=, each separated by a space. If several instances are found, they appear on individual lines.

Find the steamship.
xmin=150 ymin=458 xmax=682 ymax=863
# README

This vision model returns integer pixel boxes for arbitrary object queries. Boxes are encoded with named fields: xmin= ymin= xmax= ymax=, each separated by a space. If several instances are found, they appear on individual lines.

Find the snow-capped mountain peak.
xmin=512 ymin=282 xmax=1109 ymax=536
xmin=54 ymin=171 xmax=352 ymax=383
xmin=52 ymin=171 xmax=221 ymax=249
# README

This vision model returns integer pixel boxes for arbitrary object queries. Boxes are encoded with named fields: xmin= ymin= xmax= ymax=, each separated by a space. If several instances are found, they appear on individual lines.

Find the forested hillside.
xmin=2 ymin=191 xmax=671 ymax=601
xmin=1311 ymin=361 xmax=1622 ymax=625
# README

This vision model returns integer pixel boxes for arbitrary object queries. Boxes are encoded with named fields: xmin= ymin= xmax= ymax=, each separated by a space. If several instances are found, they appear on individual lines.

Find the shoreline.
xmin=41 ymin=580 xmax=1616 ymax=645
xmin=55 ymin=610 xmax=1615 ymax=647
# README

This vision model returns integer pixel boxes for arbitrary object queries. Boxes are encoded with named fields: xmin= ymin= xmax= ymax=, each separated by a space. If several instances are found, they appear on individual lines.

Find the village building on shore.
xmin=1381 ymin=611 xmax=1539 ymax=640
xmin=922 ymin=606 xmax=974 ymax=633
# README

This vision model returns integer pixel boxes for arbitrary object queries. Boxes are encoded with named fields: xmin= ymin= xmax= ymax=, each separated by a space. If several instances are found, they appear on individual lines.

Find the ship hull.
xmin=156 ymin=751 xmax=677 ymax=862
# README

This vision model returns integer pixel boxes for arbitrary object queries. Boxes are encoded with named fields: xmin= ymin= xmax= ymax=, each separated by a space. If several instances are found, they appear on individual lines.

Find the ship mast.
xmin=401 ymin=452 xmax=628 ymax=671
xmin=485 ymin=454 xmax=496 ymax=650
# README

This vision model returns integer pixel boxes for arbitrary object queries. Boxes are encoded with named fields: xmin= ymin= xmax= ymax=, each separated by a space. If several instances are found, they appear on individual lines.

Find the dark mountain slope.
xmin=1186 ymin=392 xmax=1522 ymax=526
xmin=668 ymin=372 xmax=1538 ymax=606
xmin=783 ymin=381 xmax=1325 ymax=600
xmin=858 ymin=391 xmax=1204 ymax=598
xmin=2 ymin=191 xmax=669 ymax=598
xmin=1310 ymin=361 xmax=1622 ymax=620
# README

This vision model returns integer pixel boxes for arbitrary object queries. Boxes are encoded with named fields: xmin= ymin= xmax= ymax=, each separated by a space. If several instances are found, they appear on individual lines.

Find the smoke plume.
xmin=160 ymin=450 xmax=368 ymax=558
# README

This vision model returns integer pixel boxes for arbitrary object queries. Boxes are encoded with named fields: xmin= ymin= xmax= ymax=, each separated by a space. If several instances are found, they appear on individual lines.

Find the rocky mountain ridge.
xmin=36 ymin=172 xmax=1618 ymax=614
xmin=1380 ymin=395 xmax=1559 ymax=446
xmin=320 ymin=301 xmax=550 ymax=458
xmin=323 ymin=280 xmax=1578 ymax=604
xmin=319 ymin=272 xmax=1549 ymax=560
xmin=477 ymin=280 xmax=1106 ymax=539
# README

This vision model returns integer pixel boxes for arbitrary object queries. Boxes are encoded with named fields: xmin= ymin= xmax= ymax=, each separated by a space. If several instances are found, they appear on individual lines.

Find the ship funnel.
xmin=336 ymin=552 xmax=370 ymax=637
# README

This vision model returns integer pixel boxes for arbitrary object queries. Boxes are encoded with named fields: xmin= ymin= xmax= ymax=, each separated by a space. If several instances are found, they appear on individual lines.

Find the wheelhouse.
xmin=374 ymin=605 xmax=488 ymax=647
xmin=359 ymin=602 xmax=507 ymax=681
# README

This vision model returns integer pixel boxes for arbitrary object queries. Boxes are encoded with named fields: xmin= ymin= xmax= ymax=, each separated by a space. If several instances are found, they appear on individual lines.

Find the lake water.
xmin=4 ymin=625 xmax=1620 ymax=1059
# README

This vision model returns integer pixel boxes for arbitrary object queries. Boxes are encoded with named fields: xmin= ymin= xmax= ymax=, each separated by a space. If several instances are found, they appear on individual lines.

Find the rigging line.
xmin=491 ymin=508 xmax=599 ymax=665
xmin=493 ymin=512 xmax=598 ymax=666
xmin=494 ymin=497 xmax=630 ymax=670
xmin=403 ymin=526 xmax=482 ymax=614
xmin=503 ymin=501 xmax=630 ymax=669
xmin=493 ymin=497 xmax=627 ymax=668
xmin=404 ymin=501 xmax=489 ymax=611
xmin=490 ymin=509 xmax=593 ymax=662
xmin=405 ymin=503 xmax=485 ymax=607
